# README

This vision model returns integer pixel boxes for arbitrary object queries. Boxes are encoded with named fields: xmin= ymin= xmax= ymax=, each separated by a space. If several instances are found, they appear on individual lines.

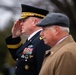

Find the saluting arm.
xmin=5 ymin=35 xmax=23 ymax=60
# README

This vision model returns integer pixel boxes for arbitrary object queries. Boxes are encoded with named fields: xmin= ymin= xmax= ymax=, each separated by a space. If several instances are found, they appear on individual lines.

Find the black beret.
xmin=36 ymin=13 xmax=70 ymax=27
xmin=20 ymin=4 xmax=49 ymax=19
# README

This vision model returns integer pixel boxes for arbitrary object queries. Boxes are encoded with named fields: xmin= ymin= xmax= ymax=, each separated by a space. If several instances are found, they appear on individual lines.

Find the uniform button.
xmin=16 ymin=58 xmax=18 ymax=61
xmin=25 ymin=65 xmax=29 ymax=70
xmin=15 ymin=66 xmax=17 ymax=69
xmin=29 ymin=55 xmax=33 ymax=58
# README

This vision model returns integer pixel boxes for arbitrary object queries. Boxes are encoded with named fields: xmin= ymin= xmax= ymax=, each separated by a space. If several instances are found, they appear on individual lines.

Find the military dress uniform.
xmin=5 ymin=4 xmax=50 ymax=75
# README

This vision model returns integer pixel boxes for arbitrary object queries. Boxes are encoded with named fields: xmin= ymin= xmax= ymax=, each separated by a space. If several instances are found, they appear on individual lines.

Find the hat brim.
xmin=36 ymin=13 xmax=69 ymax=27
xmin=36 ymin=16 xmax=51 ymax=27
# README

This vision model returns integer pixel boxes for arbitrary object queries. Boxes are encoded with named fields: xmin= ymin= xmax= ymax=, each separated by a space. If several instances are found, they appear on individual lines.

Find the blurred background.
xmin=0 ymin=0 xmax=76 ymax=75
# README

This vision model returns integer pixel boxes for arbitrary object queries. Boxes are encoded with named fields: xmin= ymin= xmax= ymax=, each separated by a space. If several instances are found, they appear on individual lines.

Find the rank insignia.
xmin=25 ymin=65 xmax=29 ymax=70
xmin=23 ymin=48 xmax=33 ymax=54
xmin=21 ymin=54 xmax=25 ymax=58
xmin=21 ymin=45 xmax=34 ymax=60
xmin=40 ymin=36 xmax=43 ymax=40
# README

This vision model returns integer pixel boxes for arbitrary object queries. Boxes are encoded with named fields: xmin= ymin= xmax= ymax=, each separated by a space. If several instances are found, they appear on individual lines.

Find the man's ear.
xmin=54 ymin=26 xmax=61 ymax=35
xmin=34 ymin=19 xmax=39 ymax=24
xmin=32 ymin=18 xmax=39 ymax=26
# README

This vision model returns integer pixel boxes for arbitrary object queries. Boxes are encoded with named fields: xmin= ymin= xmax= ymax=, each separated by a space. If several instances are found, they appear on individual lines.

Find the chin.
xmin=44 ymin=41 xmax=47 ymax=45
xmin=44 ymin=41 xmax=49 ymax=46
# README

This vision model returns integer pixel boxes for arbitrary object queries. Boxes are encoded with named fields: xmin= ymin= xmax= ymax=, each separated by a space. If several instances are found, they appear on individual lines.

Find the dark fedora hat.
xmin=36 ymin=13 xmax=70 ymax=27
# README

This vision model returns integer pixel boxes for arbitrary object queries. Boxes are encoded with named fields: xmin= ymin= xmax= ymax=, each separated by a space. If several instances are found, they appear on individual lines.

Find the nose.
xmin=40 ymin=30 xmax=44 ymax=36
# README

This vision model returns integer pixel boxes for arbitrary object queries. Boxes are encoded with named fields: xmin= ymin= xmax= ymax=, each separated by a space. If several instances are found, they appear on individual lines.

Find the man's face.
xmin=40 ymin=26 xmax=57 ymax=47
xmin=21 ymin=17 xmax=35 ymax=35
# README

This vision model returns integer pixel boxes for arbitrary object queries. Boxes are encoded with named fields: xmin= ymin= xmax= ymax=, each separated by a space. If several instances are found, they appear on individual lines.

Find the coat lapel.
xmin=16 ymin=40 xmax=31 ymax=54
xmin=16 ymin=31 xmax=41 ymax=55
xmin=45 ymin=35 xmax=74 ymax=57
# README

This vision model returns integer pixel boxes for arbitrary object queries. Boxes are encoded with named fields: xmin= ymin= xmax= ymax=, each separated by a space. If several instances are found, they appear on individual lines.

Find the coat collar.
xmin=16 ymin=31 xmax=41 ymax=54
xmin=45 ymin=35 xmax=75 ymax=57
xmin=28 ymin=29 xmax=42 ymax=40
xmin=28 ymin=31 xmax=41 ymax=42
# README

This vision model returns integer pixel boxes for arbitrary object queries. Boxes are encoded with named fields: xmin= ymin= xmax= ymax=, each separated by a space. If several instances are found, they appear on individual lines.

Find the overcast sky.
xmin=0 ymin=0 xmax=20 ymax=30
xmin=0 ymin=0 xmax=55 ymax=31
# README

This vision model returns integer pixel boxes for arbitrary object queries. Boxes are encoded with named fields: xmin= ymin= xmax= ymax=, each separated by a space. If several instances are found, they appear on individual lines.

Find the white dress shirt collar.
xmin=56 ymin=35 xmax=68 ymax=45
xmin=28 ymin=29 xmax=42 ymax=40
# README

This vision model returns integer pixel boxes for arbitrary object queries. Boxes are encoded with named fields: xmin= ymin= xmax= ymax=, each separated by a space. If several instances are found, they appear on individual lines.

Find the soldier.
xmin=5 ymin=4 xmax=50 ymax=75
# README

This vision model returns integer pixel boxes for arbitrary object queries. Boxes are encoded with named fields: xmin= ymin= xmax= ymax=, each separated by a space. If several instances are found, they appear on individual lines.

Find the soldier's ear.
xmin=33 ymin=18 xmax=41 ymax=26
xmin=32 ymin=19 xmax=38 ymax=26
xmin=34 ymin=19 xmax=38 ymax=24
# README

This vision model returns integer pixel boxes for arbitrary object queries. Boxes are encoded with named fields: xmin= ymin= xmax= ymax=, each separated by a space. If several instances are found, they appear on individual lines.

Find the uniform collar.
xmin=28 ymin=29 xmax=42 ymax=40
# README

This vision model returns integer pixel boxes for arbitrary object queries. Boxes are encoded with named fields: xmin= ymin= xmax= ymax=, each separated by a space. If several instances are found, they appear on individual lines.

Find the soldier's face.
xmin=21 ymin=17 xmax=35 ymax=35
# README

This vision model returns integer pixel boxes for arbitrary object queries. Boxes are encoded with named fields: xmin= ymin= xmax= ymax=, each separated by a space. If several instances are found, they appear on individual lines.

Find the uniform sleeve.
xmin=55 ymin=52 xmax=76 ymax=75
xmin=5 ymin=35 xmax=22 ymax=60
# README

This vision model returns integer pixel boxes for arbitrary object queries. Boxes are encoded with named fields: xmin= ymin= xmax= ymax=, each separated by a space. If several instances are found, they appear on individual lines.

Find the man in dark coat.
xmin=5 ymin=4 xmax=50 ymax=75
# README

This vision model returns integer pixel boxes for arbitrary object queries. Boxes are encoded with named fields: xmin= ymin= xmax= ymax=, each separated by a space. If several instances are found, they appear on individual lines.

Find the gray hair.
xmin=59 ymin=26 xmax=69 ymax=32
xmin=50 ymin=25 xmax=70 ymax=33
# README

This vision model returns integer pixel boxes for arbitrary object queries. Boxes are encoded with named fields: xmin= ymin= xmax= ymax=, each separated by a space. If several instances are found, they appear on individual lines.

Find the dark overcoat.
xmin=5 ymin=31 xmax=50 ymax=75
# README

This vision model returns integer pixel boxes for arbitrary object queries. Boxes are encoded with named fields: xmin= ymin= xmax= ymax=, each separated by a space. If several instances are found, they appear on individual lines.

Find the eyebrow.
xmin=19 ymin=17 xmax=29 ymax=22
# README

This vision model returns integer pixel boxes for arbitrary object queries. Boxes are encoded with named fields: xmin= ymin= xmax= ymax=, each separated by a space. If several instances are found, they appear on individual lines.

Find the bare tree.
xmin=49 ymin=0 xmax=76 ymax=41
